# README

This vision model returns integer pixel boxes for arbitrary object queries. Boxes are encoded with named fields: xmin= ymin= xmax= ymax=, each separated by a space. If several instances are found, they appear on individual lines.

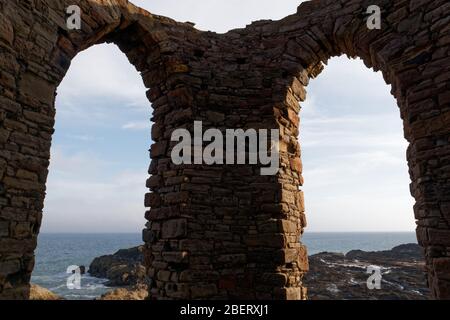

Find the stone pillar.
xmin=407 ymin=98 xmax=450 ymax=298
xmin=143 ymin=36 xmax=309 ymax=299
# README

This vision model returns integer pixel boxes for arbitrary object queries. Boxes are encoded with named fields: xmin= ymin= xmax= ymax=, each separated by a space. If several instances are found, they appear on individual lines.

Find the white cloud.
xmin=302 ymin=151 xmax=409 ymax=188
xmin=299 ymin=57 xmax=414 ymax=232
xmin=301 ymin=128 xmax=408 ymax=149
xmin=57 ymin=44 xmax=149 ymax=113
xmin=304 ymin=195 xmax=416 ymax=232
xmin=55 ymin=43 xmax=151 ymax=132
xmin=66 ymin=134 xmax=101 ymax=142
xmin=130 ymin=0 xmax=302 ymax=33
xmin=48 ymin=148 xmax=113 ymax=177
xmin=43 ymin=148 xmax=148 ymax=233
xmin=122 ymin=121 xmax=151 ymax=131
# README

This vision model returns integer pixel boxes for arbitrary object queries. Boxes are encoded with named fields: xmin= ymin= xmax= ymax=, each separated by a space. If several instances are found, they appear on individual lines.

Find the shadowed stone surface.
xmin=0 ymin=0 xmax=449 ymax=300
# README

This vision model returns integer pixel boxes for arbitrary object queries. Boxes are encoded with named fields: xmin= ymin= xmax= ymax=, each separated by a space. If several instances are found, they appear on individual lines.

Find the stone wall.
xmin=0 ymin=0 xmax=449 ymax=300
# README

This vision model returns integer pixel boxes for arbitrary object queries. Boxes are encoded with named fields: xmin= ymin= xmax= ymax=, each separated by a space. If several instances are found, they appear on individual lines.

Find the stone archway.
xmin=0 ymin=0 xmax=179 ymax=299
xmin=268 ymin=0 xmax=450 ymax=299
xmin=0 ymin=0 xmax=449 ymax=300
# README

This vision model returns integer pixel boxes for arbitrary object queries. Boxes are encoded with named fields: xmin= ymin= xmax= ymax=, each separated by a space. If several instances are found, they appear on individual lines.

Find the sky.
xmin=41 ymin=0 xmax=416 ymax=233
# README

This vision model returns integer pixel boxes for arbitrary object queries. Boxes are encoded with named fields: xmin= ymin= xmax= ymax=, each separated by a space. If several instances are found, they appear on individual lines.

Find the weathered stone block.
xmin=274 ymin=287 xmax=302 ymax=300
xmin=190 ymin=284 xmax=218 ymax=299
xmin=162 ymin=251 xmax=188 ymax=263
xmin=0 ymin=221 xmax=9 ymax=237
xmin=280 ymin=189 xmax=295 ymax=204
xmin=0 ymin=259 xmax=20 ymax=276
xmin=144 ymin=193 xmax=161 ymax=207
xmin=245 ymin=234 xmax=286 ymax=248
xmin=428 ymin=229 xmax=450 ymax=246
xmin=12 ymin=222 xmax=31 ymax=239
xmin=142 ymin=229 xmax=157 ymax=243
xmin=0 ymin=128 xmax=10 ymax=144
xmin=434 ymin=258 xmax=450 ymax=281
xmin=280 ymin=249 xmax=298 ymax=264
xmin=16 ymin=170 xmax=38 ymax=182
xmin=216 ymin=254 xmax=246 ymax=265
xmin=145 ymin=175 xmax=161 ymax=188
xmin=206 ymin=111 xmax=225 ymax=123
xmin=161 ymin=219 xmax=187 ymax=239
xmin=179 ymin=270 xmax=219 ymax=282
xmin=280 ymin=220 xmax=297 ymax=233
xmin=18 ymin=72 xmax=55 ymax=103
xmin=150 ymin=141 xmax=167 ymax=158
xmin=297 ymin=245 xmax=309 ymax=271
xmin=180 ymin=240 xmax=214 ymax=252
xmin=261 ymin=273 xmax=288 ymax=286
xmin=164 ymin=191 xmax=189 ymax=205
xmin=157 ymin=270 xmax=171 ymax=282
xmin=219 ymin=275 xmax=237 ymax=290
xmin=0 ymin=13 xmax=13 ymax=46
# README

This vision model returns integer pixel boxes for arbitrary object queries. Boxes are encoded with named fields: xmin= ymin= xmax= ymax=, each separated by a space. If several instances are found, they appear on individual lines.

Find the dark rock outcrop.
xmin=304 ymin=244 xmax=429 ymax=300
xmin=89 ymin=246 xmax=147 ymax=287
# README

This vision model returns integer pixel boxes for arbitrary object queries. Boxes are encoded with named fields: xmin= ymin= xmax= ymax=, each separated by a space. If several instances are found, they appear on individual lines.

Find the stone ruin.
xmin=0 ymin=0 xmax=449 ymax=300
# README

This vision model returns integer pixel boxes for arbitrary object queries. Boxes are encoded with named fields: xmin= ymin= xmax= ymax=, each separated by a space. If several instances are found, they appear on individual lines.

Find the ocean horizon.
xmin=32 ymin=232 xmax=418 ymax=300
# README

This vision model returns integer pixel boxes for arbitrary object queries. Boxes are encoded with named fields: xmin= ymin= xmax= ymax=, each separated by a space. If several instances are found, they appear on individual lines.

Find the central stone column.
xmin=142 ymin=28 xmax=308 ymax=299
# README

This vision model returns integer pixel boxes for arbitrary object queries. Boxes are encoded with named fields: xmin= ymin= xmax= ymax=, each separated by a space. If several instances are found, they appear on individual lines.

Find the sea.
xmin=32 ymin=232 xmax=418 ymax=300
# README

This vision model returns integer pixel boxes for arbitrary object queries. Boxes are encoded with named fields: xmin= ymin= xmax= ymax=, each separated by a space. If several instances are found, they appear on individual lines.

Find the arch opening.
xmin=296 ymin=56 xmax=428 ymax=299
xmin=271 ymin=1 xmax=450 ymax=298
xmin=30 ymin=42 xmax=150 ymax=299
xmin=0 ymin=1 xmax=169 ymax=298
xmin=300 ymin=56 xmax=414 ymax=234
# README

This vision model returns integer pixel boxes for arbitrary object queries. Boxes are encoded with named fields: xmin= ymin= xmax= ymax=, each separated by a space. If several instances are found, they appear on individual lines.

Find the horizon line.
xmin=39 ymin=230 xmax=416 ymax=234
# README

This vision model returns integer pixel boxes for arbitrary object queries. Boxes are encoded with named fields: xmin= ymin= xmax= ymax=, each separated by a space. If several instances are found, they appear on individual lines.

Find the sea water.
xmin=32 ymin=232 xmax=417 ymax=300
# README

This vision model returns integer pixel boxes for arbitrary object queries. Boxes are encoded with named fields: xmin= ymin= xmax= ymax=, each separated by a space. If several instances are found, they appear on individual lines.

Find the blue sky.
xmin=41 ymin=0 xmax=415 ymax=233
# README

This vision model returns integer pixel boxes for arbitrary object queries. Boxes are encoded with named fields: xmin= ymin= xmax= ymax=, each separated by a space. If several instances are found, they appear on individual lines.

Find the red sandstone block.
xmin=297 ymin=245 xmax=309 ymax=272
xmin=280 ymin=219 xmax=298 ymax=233
xmin=290 ymin=157 xmax=302 ymax=173
xmin=190 ymin=284 xmax=218 ymax=299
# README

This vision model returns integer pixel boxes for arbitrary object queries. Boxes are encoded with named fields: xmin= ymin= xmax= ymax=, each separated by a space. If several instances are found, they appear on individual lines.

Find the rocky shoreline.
xmin=30 ymin=284 xmax=63 ymax=300
xmin=86 ymin=243 xmax=429 ymax=300
xmin=32 ymin=243 xmax=429 ymax=300
xmin=304 ymin=244 xmax=429 ymax=300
